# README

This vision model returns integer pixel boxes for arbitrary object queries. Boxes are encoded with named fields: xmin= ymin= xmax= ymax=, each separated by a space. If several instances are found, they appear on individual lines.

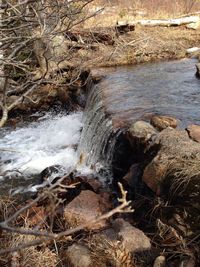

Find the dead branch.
xmin=0 ymin=182 xmax=133 ymax=255
xmin=0 ymin=0 xmax=98 ymax=127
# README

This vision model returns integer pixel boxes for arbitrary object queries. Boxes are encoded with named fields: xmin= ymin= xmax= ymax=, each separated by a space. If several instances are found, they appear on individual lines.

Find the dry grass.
xmin=0 ymin=196 xmax=16 ymax=221
xmin=163 ymin=157 xmax=200 ymax=199
xmin=0 ymin=198 xmax=58 ymax=267
xmin=85 ymin=234 xmax=135 ymax=267
xmin=85 ymin=0 xmax=200 ymax=28
xmin=9 ymin=234 xmax=58 ymax=267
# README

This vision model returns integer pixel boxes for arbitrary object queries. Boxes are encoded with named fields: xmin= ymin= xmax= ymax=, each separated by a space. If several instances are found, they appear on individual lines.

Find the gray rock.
xmin=112 ymin=218 xmax=151 ymax=253
xmin=66 ymin=244 xmax=92 ymax=267
xmin=128 ymin=120 xmax=157 ymax=144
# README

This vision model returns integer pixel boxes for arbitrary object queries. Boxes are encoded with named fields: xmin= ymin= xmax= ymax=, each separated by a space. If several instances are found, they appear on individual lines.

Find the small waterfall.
xmin=0 ymin=112 xmax=83 ymax=177
xmin=78 ymin=83 xmax=120 ymax=180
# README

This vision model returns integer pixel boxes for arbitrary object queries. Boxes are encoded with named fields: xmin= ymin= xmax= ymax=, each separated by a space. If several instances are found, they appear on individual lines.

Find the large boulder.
xmin=142 ymin=128 xmax=200 ymax=234
xmin=142 ymin=128 xmax=200 ymax=194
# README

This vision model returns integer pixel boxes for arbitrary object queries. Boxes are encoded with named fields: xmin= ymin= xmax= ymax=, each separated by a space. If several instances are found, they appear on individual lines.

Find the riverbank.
xmin=1 ymin=15 xmax=200 ymax=267
xmin=1 ymin=56 xmax=200 ymax=266
xmin=69 ymin=25 xmax=200 ymax=68
xmin=2 ymin=24 xmax=200 ymax=126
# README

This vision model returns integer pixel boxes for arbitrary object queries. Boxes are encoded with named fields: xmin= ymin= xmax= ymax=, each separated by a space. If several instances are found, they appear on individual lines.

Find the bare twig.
xmin=0 ymin=182 xmax=133 ymax=255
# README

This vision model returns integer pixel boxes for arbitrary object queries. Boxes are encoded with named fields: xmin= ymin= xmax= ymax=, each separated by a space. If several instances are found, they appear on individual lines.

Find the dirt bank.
xmin=80 ymin=25 xmax=200 ymax=67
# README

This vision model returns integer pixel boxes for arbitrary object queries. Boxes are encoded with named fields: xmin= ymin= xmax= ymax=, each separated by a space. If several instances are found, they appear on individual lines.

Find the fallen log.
xmin=138 ymin=15 xmax=200 ymax=27
xmin=117 ymin=15 xmax=200 ymax=28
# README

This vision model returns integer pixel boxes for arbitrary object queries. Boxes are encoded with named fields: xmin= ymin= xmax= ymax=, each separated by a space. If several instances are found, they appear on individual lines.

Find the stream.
xmin=0 ymin=58 xmax=199 ymax=196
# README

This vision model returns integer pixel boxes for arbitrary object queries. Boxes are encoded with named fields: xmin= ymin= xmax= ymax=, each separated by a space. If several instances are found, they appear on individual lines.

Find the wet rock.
xmin=195 ymin=63 xmax=200 ymax=78
xmin=150 ymin=115 xmax=178 ymax=131
xmin=142 ymin=128 xmax=200 ymax=234
xmin=65 ymin=244 xmax=92 ymax=267
xmin=128 ymin=120 xmax=157 ymax=145
xmin=112 ymin=218 xmax=151 ymax=253
xmin=142 ymin=128 xmax=200 ymax=194
xmin=122 ymin=163 xmax=144 ymax=191
xmin=40 ymin=165 xmax=66 ymax=183
xmin=39 ymin=169 xmax=104 ymax=203
xmin=64 ymin=190 xmax=110 ymax=229
xmin=186 ymin=124 xmax=200 ymax=143
xmin=80 ymin=176 xmax=103 ymax=193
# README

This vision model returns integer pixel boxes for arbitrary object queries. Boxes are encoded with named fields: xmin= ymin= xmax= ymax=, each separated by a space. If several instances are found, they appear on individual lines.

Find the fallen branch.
xmin=0 ymin=182 xmax=133 ymax=255
xmin=117 ymin=15 xmax=200 ymax=28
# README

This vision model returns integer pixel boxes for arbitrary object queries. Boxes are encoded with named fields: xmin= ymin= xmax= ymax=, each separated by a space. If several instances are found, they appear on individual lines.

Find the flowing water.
xmin=78 ymin=84 xmax=120 ymax=180
xmin=100 ymin=58 xmax=200 ymax=127
xmin=0 ymin=112 xmax=84 ymax=194
xmin=0 ymin=58 xmax=200 ymax=195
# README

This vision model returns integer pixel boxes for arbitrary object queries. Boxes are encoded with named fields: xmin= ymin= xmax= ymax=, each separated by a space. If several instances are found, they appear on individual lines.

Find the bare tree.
xmin=0 ymin=0 xmax=97 ymax=127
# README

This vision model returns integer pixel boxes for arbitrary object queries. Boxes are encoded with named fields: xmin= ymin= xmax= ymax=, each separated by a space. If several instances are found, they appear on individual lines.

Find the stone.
xmin=195 ymin=63 xmax=200 ymax=78
xmin=123 ymin=163 xmax=143 ymax=190
xmin=65 ymin=244 xmax=92 ymax=267
xmin=80 ymin=176 xmax=103 ymax=193
xmin=186 ymin=124 xmax=200 ymax=143
xmin=112 ymin=218 xmax=151 ymax=253
xmin=64 ymin=190 xmax=109 ymax=229
xmin=40 ymin=165 xmax=66 ymax=183
xmin=150 ymin=115 xmax=178 ymax=131
xmin=142 ymin=128 xmax=200 ymax=194
xmin=128 ymin=120 xmax=157 ymax=144
xmin=63 ymin=219 xmax=151 ymax=267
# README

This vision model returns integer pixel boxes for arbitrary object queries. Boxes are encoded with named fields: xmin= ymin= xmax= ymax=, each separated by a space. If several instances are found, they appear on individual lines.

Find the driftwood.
xmin=138 ymin=15 xmax=200 ymax=27
xmin=118 ymin=15 xmax=200 ymax=28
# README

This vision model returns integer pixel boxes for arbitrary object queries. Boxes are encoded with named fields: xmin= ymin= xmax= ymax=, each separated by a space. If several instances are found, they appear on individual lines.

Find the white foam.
xmin=0 ymin=112 xmax=83 ymax=175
